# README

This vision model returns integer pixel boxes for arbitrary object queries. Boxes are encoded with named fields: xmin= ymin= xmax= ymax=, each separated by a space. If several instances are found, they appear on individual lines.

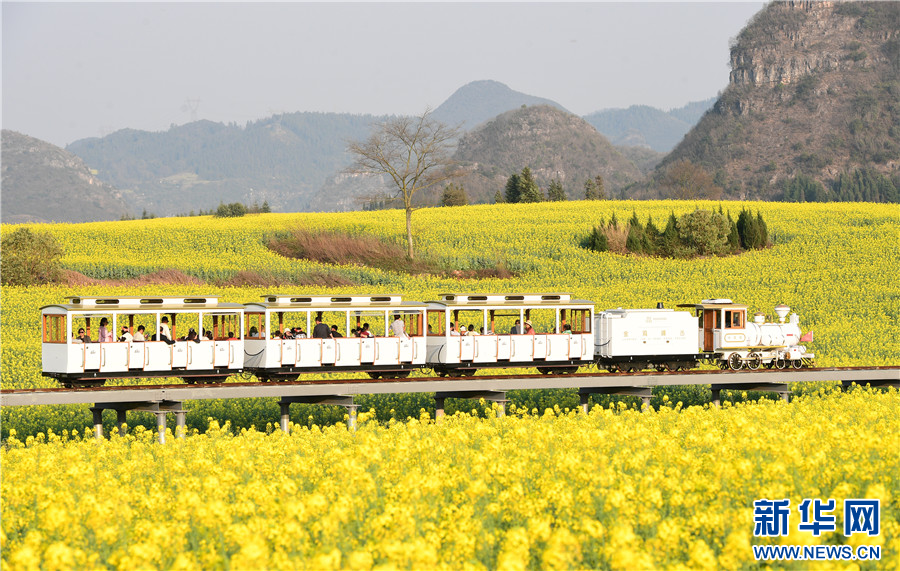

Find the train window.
xmin=140 ymin=298 xmax=164 ymax=305
xmin=568 ymin=309 xmax=592 ymax=334
xmin=725 ymin=310 xmax=744 ymax=329
xmin=43 ymin=315 xmax=66 ymax=343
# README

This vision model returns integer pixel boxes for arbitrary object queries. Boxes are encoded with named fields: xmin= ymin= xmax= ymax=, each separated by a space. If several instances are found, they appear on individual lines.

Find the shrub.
xmin=0 ymin=227 xmax=64 ymax=286
xmin=215 ymin=202 xmax=248 ymax=218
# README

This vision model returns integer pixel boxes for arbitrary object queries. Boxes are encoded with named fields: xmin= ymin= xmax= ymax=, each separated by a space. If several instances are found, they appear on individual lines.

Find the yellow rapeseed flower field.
xmin=2 ymin=389 xmax=898 ymax=570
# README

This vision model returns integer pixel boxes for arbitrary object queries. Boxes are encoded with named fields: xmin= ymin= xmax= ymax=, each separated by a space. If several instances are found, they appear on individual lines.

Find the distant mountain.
xmin=1 ymin=130 xmax=131 ymax=223
xmin=656 ymin=1 xmax=900 ymax=202
xmin=432 ymin=80 xmax=568 ymax=129
xmin=583 ymin=98 xmax=716 ymax=152
xmin=66 ymin=113 xmax=389 ymax=216
xmin=453 ymin=105 xmax=643 ymax=202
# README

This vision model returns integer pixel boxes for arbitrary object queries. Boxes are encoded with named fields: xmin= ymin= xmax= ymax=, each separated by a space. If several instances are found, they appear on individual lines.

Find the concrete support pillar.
xmin=781 ymin=391 xmax=791 ymax=403
xmin=496 ymin=400 xmax=507 ymax=417
xmin=711 ymin=388 xmax=721 ymax=408
xmin=91 ymin=407 xmax=104 ymax=440
xmin=279 ymin=401 xmax=291 ymax=435
xmin=434 ymin=397 xmax=445 ymax=422
xmin=175 ymin=411 xmax=186 ymax=439
xmin=116 ymin=409 xmax=127 ymax=436
xmin=641 ymin=396 xmax=651 ymax=412
xmin=580 ymin=393 xmax=590 ymax=414
xmin=156 ymin=413 xmax=167 ymax=444
xmin=346 ymin=405 xmax=359 ymax=432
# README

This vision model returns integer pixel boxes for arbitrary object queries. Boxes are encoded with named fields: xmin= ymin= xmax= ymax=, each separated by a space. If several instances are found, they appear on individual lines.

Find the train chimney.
xmin=774 ymin=304 xmax=790 ymax=323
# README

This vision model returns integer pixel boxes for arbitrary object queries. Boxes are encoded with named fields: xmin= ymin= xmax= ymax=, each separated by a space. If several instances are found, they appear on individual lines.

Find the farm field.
xmin=1 ymin=200 xmax=898 ymax=569
xmin=1 ymin=200 xmax=898 ymax=436
xmin=2 ymin=388 xmax=898 ymax=570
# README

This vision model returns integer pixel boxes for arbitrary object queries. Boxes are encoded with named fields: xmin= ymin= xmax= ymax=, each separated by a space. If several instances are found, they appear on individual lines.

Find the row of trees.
xmin=783 ymin=168 xmax=899 ymax=203
xmin=584 ymin=207 xmax=770 ymax=258
xmin=492 ymin=168 xmax=607 ymax=204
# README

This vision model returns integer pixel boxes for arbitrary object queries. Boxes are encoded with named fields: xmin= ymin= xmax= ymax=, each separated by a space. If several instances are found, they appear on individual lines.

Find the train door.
xmin=703 ymin=310 xmax=717 ymax=351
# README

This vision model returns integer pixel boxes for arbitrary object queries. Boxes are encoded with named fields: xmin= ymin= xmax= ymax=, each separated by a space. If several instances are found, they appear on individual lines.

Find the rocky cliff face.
xmin=658 ymin=1 xmax=899 ymax=201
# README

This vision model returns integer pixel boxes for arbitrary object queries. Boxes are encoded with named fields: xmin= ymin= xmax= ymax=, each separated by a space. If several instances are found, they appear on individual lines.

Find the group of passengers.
xmin=444 ymin=319 xmax=571 ymax=336
xmin=263 ymin=315 xmax=409 ymax=340
xmin=75 ymin=316 xmax=236 ymax=343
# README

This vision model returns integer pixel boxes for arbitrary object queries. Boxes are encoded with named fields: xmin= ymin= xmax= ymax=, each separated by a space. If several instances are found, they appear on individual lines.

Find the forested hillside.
xmin=656 ymin=1 xmax=900 ymax=203
xmin=583 ymin=98 xmax=715 ymax=152
xmin=66 ymin=113 xmax=389 ymax=216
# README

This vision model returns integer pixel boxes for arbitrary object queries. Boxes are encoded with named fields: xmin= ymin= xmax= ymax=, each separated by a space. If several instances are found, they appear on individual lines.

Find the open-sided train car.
xmin=424 ymin=293 xmax=595 ymax=376
xmin=242 ymin=294 xmax=428 ymax=379
xmin=41 ymin=295 xmax=244 ymax=387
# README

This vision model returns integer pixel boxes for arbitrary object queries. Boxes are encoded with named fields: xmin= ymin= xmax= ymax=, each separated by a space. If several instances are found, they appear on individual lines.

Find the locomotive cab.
xmin=678 ymin=299 xmax=814 ymax=370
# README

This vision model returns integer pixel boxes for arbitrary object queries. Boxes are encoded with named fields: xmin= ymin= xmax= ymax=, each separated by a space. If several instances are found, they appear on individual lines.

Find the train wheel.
xmin=791 ymin=359 xmax=803 ymax=369
xmin=655 ymin=364 xmax=668 ymax=372
xmin=728 ymin=353 xmax=743 ymax=370
xmin=775 ymin=357 xmax=787 ymax=370
xmin=606 ymin=365 xmax=619 ymax=373
xmin=747 ymin=353 xmax=761 ymax=371
xmin=367 ymin=372 xmax=382 ymax=379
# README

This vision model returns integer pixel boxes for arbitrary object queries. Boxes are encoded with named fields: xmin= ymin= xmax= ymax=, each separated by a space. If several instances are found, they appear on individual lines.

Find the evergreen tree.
xmin=727 ymin=213 xmax=741 ymax=251
xmin=644 ymin=215 xmax=660 ymax=255
xmin=261 ymin=200 xmax=271 ymax=213
xmin=493 ymin=189 xmax=505 ymax=203
xmin=736 ymin=208 xmax=753 ymax=249
xmin=504 ymin=173 xmax=521 ymax=203
xmin=547 ymin=179 xmax=566 ymax=201
xmin=584 ymin=178 xmax=598 ymax=200
xmin=518 ymin=167 xmax=543 ymax=203
xmin=660 ymin=212 xmax=680 ymax=256
xmin=441 ymin=183 xmax=468 ymax=206
xmin=755 ymin=211 xmax=768 ymax=247
xmin=593 ymin=175 xmax=606 ymax=200
xmin=585 ymin=223 xmax=609 ymax=252
xmin=625 ymin=210 xmax=645 ymax=253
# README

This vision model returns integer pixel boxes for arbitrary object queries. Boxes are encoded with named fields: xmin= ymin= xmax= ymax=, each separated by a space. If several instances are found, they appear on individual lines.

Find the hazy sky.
xmin=3 ymin=2 xmax=764 ymax=147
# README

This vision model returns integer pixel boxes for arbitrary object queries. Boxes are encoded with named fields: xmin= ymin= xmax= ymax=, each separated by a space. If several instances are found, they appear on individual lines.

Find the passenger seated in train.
xmin=272 ymin=330 xmax=282 ymax=339
xmin=282 ymin=328 xmax=294 ymax=339
xmin=331 ymin=325 xmax=343 ymax=338
xmin=359 ymin=323 xmax=372 ymax=338
xmin=98 ymin=318 xmax=114 ymax=343
xmin=75 ymin=328 xmax=90 ymax=343
xmin=204 ymin=331 xmax=213 ymax=341
xmin=133 ymin=325 xmax=145 ymax=342
xmin=563 ymin=324 xmax=573 ymax=334
xmin=313 ymin=317 xmax=331 ymax=339
xmin=152 ymin=326 xmax=175 ymax=344
xmin=468 ymin=324 xmax=479 ymax=336
xmin=119 ymin=326 xmax=133 ymax=343
xmin=449 ymin=324 xmax=460 ymax=336
xmin=524 ymin=320 xmax=536 ymax=335
xmin=227 ymin=331 xmax=237 ymax=340
xmin=510 ymin=319 xmax=521 ymax=334
xmin=459 ymin=325 xmax=467 ymax=335
xmin=248 ymin=326 xmax=259 ymax=338
xmin=294 ymin=327 xmax=307 ymax=339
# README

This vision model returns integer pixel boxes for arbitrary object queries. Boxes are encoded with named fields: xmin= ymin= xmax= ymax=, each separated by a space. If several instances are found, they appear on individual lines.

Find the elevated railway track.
xmin=3 ymin=367 xmax=897 ymax=443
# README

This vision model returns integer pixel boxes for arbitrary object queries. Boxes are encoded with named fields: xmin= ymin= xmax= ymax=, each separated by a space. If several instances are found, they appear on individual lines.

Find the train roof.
xmin=428 ymin=293 xmax=593 ymax=307
xmin=677 ymin=299 xmax=749 ymax=310
xmin=246 ymin=294 xmax=427 ymax=310
xmin=41 ymin=295 xmax=245 ymax=314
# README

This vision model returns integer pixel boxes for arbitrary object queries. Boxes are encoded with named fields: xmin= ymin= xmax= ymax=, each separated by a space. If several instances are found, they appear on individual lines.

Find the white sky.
xmin=2 ymin=2 xmax=764 ymax=147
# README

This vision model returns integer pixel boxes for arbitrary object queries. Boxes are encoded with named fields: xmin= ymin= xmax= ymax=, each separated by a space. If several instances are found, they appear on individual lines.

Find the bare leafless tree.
xmin=347 ymin=109 xmax=462 ymax=259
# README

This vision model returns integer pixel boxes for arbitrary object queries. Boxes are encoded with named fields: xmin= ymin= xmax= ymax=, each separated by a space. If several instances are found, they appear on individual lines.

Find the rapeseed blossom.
xmin=2 ymin=389 xmax=897 ymax=569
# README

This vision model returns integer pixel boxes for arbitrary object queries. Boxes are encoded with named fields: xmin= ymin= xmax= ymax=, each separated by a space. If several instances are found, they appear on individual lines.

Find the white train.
xmin=40 ymin=294 xmax=814 ymax=387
